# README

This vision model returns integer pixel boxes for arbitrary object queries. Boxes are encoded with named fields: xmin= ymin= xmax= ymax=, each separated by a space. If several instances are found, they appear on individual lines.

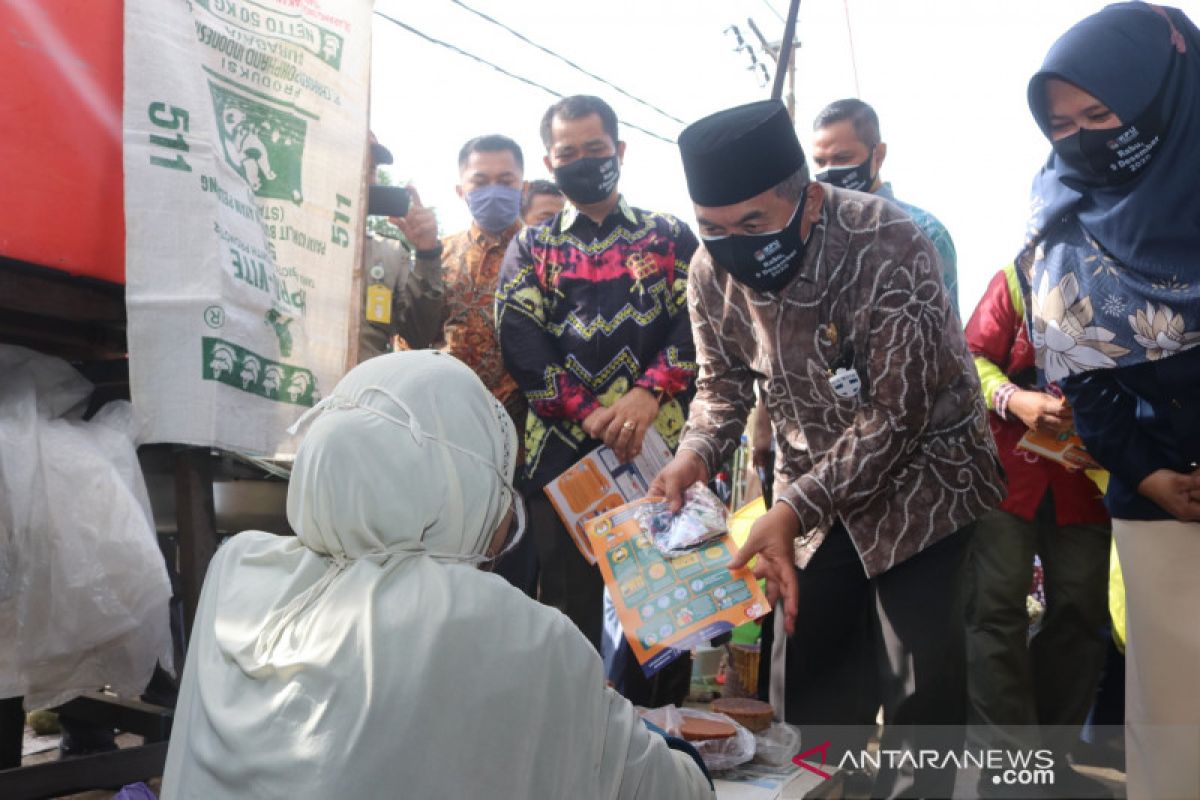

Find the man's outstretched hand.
xmin=729 ymin=502 xmax=802 ymax=635
xmin=648 ymin=450 xmax=709 ymax=512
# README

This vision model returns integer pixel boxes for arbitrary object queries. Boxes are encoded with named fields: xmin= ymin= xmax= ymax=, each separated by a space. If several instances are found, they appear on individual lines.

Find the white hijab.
xmin=162 ymin=352 xmax=710 ymax=799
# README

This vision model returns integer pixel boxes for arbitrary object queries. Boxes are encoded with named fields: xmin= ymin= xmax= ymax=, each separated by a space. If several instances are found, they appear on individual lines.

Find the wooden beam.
xmin=54 ymin=693 xmax=173 ymax=743
xmin=0 ymin=258 xmax=124 ymax=323
xmin=0 ymin=742 xmax=168 ymax=800
xmin=0 ymin=309 xmax=126 ymax=360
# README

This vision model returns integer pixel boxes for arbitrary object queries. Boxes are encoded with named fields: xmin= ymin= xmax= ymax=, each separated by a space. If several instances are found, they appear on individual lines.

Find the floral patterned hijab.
xmin=1019 ymin=2 xmax=1200 ymax=383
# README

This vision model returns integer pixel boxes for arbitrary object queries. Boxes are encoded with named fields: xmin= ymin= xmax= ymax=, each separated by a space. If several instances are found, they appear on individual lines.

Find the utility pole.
xmin=772 ymin=0 xmax=801 ymax=100
xmin=747 ymin=17 xmax=799 ymax=122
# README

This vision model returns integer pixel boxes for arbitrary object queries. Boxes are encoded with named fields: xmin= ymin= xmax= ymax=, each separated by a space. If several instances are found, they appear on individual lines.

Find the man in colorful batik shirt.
xmin=439 ymin=135 xmax=526 ymax=429
xmin=438 ymin=133 xmax=532 ymax=594
xmin=497 ymin=95 xmax=697 ymax=706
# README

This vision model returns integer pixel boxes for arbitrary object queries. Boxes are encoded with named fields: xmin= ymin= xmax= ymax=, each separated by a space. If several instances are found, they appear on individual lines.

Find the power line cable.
xmin=842 ymin=0 xmax=862 ymax=96
xmin=761 ymin=0 xmax=786 ymax=23
xmin=447 ymin=0 xmax=688 ymax=126
xmin=373 ymin=11 xmax=677 ymax=145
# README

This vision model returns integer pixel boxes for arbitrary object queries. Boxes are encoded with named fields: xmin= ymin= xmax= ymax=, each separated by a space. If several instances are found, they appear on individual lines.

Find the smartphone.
xmin=368 ymin=184 xmax=411 ymax=218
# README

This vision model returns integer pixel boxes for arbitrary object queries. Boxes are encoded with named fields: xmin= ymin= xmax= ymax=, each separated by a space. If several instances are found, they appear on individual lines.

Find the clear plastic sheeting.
xmin=752 ymin=722 xmax=802 ymax=767
xmin=641 ymin=705 xmax=757 ymax=772
xmin=0 ymin=346 xmax=172 ymax=709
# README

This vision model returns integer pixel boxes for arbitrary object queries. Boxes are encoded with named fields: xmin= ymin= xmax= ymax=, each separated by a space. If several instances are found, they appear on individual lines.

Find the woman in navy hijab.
xmin=1021 ymin=4 xmax=1200 ymax=797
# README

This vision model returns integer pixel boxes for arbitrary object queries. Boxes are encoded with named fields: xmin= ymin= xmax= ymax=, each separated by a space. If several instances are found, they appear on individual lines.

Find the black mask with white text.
xmin=553 ymin=155 xmax=620 ymax=205
xmin=702 ymin=190 xmax=810 ymax=293
xmin=1051 ymin=94 xmax=1166 ymax=188
xmin=815 ymin=148 xmax=875 ymax=192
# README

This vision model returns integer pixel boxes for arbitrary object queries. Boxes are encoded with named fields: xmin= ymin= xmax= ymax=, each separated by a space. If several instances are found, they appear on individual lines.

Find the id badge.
xmin=366 ymin=283 xmax=392 ymax=324
xmin=829 ymin=367 xmax=862 ymax=399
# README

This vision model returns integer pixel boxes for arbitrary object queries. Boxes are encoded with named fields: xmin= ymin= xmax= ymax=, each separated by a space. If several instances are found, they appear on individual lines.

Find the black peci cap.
xmin=678 ymin=100 xmax=805 ymax=207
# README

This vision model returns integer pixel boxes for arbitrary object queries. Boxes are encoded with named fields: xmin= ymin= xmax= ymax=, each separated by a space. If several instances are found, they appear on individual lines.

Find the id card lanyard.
xmin=365 ymin=262 xmax=392 ymax=325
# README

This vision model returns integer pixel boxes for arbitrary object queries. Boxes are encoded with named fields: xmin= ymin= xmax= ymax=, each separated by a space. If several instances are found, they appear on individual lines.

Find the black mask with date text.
xmin=702 ymin=188 xmax=810 ymax=293
xmin=553 ymin=155 xmax=620 ymax=205
xmin=1051 ymin=80 xmax=1168 ymax=188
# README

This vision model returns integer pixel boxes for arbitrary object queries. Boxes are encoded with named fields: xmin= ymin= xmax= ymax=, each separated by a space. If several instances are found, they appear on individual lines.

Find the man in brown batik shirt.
xmin=652 ymin=100 xmax=1004 ymax=800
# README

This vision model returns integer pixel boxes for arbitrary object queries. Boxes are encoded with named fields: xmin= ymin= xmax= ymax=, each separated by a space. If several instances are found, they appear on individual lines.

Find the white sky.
xmin=370 ymin=0 xmax=1199 ymax=316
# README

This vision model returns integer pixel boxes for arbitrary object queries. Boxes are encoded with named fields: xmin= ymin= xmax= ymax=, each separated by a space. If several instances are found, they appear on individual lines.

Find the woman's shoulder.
xmin=204 ymin=530 xmax=308 ymax=587
xmin=441 ymin=565 xmax=597 ymax=648
xmin=218 ymin=529 xmax=304 ymax=560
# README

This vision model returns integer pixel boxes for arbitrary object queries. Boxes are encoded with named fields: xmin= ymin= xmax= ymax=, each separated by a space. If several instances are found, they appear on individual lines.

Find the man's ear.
xmin=455 ymin=184 xmax=465 ymax=201
xmin=543 ymin=154 xmax=554 ymax=173
xmin=800 ymin=181 xmax=825 ymax=238
xmin=873 ymin=142 xmax=888 ymax=175
xmin=616 ymin=140 xmax=627 ymax=165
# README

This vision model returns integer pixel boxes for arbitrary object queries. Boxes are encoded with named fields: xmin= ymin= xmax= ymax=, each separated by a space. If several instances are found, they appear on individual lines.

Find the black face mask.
xmin=1051 ymin=85 xmax=1166 ymax=188
xmin=553 ymin=155 xmax=620 ymax=205
xmin=702 ymin=189 xmax=810 ymax=293
xmin=815 ymin=148 xmax=875 ymax=192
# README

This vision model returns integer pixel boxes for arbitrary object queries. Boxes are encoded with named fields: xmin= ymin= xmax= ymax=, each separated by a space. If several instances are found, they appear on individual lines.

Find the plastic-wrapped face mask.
xmin=638 ymin=482 xmax=729 ymax=558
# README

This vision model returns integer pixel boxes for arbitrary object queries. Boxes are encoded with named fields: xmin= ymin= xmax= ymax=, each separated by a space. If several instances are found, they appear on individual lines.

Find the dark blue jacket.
xmin=1062 ymin=347 xmax=1200 ymax=520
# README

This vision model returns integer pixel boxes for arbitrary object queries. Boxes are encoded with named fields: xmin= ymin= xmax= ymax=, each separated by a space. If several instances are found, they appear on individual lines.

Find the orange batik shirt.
xmin=438 ymin=222 xmax=522 ymax=407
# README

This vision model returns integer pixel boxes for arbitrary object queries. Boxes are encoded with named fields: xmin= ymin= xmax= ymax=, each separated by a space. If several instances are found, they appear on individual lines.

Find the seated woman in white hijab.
xmin=161 ymin=351 xmax=713 ymax=799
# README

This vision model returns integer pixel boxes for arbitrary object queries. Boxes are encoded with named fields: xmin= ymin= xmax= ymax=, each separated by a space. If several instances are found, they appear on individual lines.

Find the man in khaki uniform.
xmin=358 ymin=134 xmax=443 ymax=361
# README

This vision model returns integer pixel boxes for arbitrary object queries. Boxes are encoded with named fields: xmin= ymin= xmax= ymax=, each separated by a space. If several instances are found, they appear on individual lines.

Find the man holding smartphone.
xmin=358 ymin=132 xmax=443 ymax=362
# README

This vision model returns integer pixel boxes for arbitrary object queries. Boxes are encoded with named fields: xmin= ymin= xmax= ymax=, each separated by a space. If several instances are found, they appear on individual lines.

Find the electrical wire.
xmin=447 ymin=0 xmax=688 ymax=126
xmin=373 ymin=11 xmax=678 ymax=145
xmin=761 ymin=0 xmax=786 ymax=23
xmin=842 ymin=0 xmax=862 ymax=96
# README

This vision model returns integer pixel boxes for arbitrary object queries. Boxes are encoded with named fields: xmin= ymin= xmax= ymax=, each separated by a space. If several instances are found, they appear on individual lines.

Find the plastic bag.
xmin=639 ymin=482 xmax=729 ymax=558
xmin=753 ymin=721 xmax=802 ymax=767
xmin=0 ymin=346 xmax=173 ymax=709
xmin=641 ymin=705 xmax=756 ymax=772
xmin=640 ymin=704 xmax=684 ymax=735
xmin=113 ymin=782 xmax=158 ymax=800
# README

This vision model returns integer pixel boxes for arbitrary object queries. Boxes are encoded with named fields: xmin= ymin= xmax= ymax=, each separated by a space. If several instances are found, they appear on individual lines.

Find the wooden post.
xmin=173 ymin=447 xmax=218 ymax=641
xmin=0 ymin=697 xmax=23 ymax=771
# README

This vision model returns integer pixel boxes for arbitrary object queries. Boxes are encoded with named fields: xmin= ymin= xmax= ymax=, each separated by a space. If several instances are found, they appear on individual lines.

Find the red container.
xmin=0 ymin=0 xmax=125 ymax=284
